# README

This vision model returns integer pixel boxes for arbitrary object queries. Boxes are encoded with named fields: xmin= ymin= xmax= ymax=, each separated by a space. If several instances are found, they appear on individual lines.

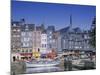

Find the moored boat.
xmin=26 ymin=58 xmax=61 ymax=68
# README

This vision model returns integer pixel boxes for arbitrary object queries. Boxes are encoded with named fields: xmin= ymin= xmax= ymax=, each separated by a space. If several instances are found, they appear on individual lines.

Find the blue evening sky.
xmin=11 ymin=1 xmax=96 ymax=30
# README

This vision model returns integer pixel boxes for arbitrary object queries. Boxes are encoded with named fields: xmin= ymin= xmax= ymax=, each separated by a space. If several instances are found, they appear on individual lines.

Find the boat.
xmin=25 ymin=58 xmax=61 ymax=68
xmin=25 ymin=66 xmax=63 ymax=73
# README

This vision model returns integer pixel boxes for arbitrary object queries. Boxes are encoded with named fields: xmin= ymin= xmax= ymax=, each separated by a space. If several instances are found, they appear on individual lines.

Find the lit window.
xmin=69 ymin=46 xmax=71 ymax=48
xmin=13 ymin=35 xmax=16 ymax=37
xmin=22 ymin=32 xmax=25 ymax=36
xmin=84 ymin=35 xmax=88 ymax=39
xmin=17 ymin=29 xmax=20 ymax=32
xmin=49 ymin=36 xmax=52 ymax=38
xmin=80 ymin=46 xmax=82 ymax=48
xmin=13 ymin=24 xmax=16 ymax=26
xmin=75 ymin=46 xmax=79 ymax=49
xmin=50 ymin=32 xmax=52 ymax=34
xmin=87 ymin=46 xmax=89 ymax=48
xmin=13 ymin=29 xmax=16 ymax=31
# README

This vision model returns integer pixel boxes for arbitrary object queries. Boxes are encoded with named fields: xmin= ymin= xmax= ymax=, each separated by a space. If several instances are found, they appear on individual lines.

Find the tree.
xmin=89 ymin=17 xmax=96 ymax=48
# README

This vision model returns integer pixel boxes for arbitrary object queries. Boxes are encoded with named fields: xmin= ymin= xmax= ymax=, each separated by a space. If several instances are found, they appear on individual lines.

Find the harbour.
xmin=11 ymin=56 xmax=96 ymax=75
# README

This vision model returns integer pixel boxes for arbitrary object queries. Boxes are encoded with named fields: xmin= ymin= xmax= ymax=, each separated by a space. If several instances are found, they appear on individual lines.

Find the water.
xmin=24 ymin=61 xmax=77 ymax=74
xmin=11 ymin=62 xmax=77 ymax=75
xmin=25 ymin=66 xmax=64 ymax=74
xmin=11 ymin=57 xmax=95 ymax=74
xmin=24 ymin=60 xmax=75 ymax=74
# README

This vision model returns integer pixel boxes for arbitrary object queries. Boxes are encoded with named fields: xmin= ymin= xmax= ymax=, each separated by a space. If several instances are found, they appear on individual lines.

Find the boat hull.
xmin=26 ymin=61 xmax=60 ymax=68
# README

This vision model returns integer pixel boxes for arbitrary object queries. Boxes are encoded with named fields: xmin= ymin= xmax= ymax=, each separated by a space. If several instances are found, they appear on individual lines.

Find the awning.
xmin=20 ymin=53 xmax=32 ymax=56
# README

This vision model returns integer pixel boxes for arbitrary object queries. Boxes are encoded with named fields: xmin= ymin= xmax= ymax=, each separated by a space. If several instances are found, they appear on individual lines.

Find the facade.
xmin=54 ymin=15 xmax=96 ymax=53
xmin=52 ymin=31 xmax=60 ymax=52
xmin=11 ymin=21 xmax=22 ymax=53
xmin=32 ymin=25 xmax=44 ymax=52
xmin=58 ymin=27 xmax=95 ymax=53
xmin=21 ymin=24 xmax=35 ymax=60
xmin=11 ymin=20 xmax=23 ymax=61
xmin=57 ymin=35 xmax=62 ymax=52
xmin=11 ymin=17 xmax=95 ymax=61
xmin=41 ymin=31 xmax=47 ymax=54
xmin=61 ymin=27 xmax=82 ymax=51
xmin=47 ymin=26 xmax=55 ymax=50
xmin=82 ymin=31 xmax=95 ymax=51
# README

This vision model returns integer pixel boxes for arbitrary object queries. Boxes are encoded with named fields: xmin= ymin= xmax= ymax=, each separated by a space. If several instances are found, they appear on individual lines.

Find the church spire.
xmin=70 ymin=15 xmax=72 ymax=28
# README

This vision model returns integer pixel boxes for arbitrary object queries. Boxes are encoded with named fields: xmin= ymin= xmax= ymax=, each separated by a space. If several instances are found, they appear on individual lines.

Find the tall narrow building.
xmin=11 ymin=20 xmax=22 ymax=61
xmin=21 ymin=24 xmax=35 ymax=60
xmin=11 ymin=21 xmax=22 ymax=53
xmin=32 ymin=25 xmax=43 ymax=52
xmin=47 ymin=26 xmax=55 ymax=51
xmin=41 ymin=30 xmax=47 ymax=54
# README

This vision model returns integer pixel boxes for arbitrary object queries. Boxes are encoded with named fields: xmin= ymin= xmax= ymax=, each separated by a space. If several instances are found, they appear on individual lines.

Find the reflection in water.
xmin=25 ymin=66 xmax=63 ymax=73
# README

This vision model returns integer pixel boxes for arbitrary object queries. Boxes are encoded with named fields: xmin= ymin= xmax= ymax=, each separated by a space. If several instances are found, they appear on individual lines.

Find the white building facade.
xmin=41 ymin=33 xmax=47 ymax=54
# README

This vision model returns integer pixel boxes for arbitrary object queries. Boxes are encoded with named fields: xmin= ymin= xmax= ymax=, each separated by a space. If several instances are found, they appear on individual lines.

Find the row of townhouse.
xmin=51 ymin=17 xmax=96 ymax=56
xmin=11 ymin=17 xmax=95 ymax=61
xmin=11 ymin=19 xmax=55 ymax=61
